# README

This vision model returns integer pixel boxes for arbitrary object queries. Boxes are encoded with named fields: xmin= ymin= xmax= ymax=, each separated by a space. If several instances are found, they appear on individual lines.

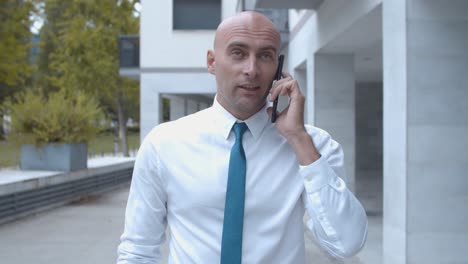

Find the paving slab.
xmin=0 ymin=185 xmax=382 ymax=264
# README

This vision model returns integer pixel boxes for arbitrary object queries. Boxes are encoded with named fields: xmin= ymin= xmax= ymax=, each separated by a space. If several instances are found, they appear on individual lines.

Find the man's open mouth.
xmin=239 ymin=85 xmax=260 ymax=90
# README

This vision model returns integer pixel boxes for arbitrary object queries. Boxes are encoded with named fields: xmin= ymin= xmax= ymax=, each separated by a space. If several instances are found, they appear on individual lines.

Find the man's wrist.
xmin=286 ymin=130 xmax=321 ymax=165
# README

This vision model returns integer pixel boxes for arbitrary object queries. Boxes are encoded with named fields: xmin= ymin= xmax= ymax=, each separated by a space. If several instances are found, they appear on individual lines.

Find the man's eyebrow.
xmin=226 ymin=42 xmax=277 ymax=53
xmin=258 ymin=45 xmax=277 ymax=53
xmin=226 ymin=42 xmax=249 ymax=50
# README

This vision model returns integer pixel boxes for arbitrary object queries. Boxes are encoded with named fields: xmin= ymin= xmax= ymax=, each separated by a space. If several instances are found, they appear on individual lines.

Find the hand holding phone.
xmin=271 ymin=55 xmax=284 ymax=123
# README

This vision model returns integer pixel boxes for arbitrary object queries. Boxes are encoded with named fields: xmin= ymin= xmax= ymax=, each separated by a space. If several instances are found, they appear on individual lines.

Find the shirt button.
xmin=335 ymin=178 xmax=341 ymax=187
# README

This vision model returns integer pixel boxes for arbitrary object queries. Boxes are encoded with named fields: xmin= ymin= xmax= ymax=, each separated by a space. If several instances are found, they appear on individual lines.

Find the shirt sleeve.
xmin=300 ymin=130 xmax=368 ymax=259
xmin=117 ymin=137 xmax=167 ymax=264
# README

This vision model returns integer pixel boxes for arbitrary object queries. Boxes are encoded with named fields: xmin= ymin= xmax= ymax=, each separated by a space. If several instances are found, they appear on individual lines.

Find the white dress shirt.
xmin=117 ymin=99 xmax=368 ymax=263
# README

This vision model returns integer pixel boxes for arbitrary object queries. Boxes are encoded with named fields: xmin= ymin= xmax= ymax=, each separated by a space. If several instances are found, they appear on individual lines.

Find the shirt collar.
xmin=211 ymin=95 xmax=270 ymax=141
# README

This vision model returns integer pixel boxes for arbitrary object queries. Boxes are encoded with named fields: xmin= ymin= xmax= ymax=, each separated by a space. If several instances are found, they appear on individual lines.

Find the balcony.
xmin=118 ymin=35 xmax=140 ymax=80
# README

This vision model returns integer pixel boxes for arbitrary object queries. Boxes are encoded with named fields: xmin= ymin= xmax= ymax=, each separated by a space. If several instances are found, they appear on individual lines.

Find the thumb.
xmin=267 ymin=107 xmax=273 ymax=118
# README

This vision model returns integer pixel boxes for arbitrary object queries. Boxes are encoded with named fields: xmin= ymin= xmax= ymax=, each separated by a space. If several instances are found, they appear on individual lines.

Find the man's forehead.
xmin=214 ymin=12 xmax=281 ymax=50
xmin=224 ymin=28 xmax=279 ymax=49
xmin=226 ymin=39 xmax=278 ymax=54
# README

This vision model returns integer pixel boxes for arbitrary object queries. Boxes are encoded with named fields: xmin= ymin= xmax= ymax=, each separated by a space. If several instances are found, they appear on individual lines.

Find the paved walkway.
xmin=0 ymin=184 xmax=381 ymax=264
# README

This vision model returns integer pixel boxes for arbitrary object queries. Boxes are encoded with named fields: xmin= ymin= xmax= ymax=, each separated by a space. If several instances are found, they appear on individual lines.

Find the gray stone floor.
xmin=0 ymin=185 xmax=382 ymax=264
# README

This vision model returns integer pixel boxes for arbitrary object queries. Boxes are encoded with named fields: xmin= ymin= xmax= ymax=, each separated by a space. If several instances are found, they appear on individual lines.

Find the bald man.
xmin=117 ymin=11 xmax=368 ymax=264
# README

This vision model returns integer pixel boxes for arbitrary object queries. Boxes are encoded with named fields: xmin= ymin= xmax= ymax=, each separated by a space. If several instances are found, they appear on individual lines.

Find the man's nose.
xmin=242 ymin=56 xmax=258 ymax=79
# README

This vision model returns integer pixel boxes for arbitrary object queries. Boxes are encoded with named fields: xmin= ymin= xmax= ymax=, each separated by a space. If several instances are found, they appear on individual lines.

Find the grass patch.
xmin=88 ymin=131 xmax=140 ymax=157
xmin=88 ymin=132 xmax=119 ymax=156
xmin=0 ymin=140 xmax=21 ymax=169
xmin=0 ymin=132 xmax=140 ymax=169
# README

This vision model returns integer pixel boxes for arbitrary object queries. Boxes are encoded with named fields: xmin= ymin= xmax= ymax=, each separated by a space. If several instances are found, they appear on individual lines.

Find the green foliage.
xmin=0 ymin=0 xmax=38 ymax=139
xmin=3 ymin=89 xmax=104 ymax=145
xmin=35 ymin=0 xmax=71 ymax=93
xmin=0 ymin=131 xmax=140 ymax=168
xmin=42 ymin=0 xmax=140 ymax=121
xmin=0 ymin=0 xmax=34 ymax=88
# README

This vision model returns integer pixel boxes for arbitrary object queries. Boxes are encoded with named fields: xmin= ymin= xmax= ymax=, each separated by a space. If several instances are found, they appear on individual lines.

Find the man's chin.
xmin=237 ymin=100 xmax=266 ymax=114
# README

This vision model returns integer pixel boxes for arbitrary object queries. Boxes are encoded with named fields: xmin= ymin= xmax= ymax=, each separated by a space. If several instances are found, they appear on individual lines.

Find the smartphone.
xmin=271 ymin=54 xmax=284 ymax=123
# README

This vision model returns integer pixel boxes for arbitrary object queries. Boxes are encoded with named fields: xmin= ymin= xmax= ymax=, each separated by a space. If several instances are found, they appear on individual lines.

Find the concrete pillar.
xmin=305 ymin=59 xmax=315 ymax=125
xmin=199 ymin=102 xmax=209 ymax=110
xmin=294 ymin=65 xmax=308 ymax=122
xmin=313 ymin=54 xmax=356 ymax=192
xmin=383 ymin=1 xmax=468 ymax=263
xmin=140 ymin=74 xmax=161 ymax=142
xmin=168 ymin=95 xmax=186 ymax=121
xmin=356 ymin=82 xmax=383 ymax=214
xmin=186 ymin=99 xmax=198 ymax=115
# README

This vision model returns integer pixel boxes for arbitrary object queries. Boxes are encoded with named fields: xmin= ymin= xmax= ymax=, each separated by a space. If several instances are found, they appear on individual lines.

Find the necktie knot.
xmin=233 ymin=122 xmax=248 ymax=141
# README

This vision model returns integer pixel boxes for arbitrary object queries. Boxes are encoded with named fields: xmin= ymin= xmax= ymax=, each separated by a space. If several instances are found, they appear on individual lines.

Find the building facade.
xmin=121 ymin=1 xmax=468 ymax=263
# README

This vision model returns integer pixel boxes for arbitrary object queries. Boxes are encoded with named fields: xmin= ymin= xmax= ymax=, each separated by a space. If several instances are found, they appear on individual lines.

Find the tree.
xmin=35 ymin=0 xmax=71 ymax=94
xmin=41 ymin=0 xmax=140 ymax=156
xmin=0 ymin=0 xmax=35 ymax=139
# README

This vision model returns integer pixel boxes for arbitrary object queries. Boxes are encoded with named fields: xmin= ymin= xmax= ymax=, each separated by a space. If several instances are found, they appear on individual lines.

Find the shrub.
xmin=3 ymin=89 xmax=104 ymax=145
xmin=127 ymin=125 xmax=140 ymax=133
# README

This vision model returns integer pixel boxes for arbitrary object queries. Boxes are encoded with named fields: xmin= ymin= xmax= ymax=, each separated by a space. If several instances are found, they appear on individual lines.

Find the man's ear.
xmin=207 ymin=50 xmax=216 ymax=75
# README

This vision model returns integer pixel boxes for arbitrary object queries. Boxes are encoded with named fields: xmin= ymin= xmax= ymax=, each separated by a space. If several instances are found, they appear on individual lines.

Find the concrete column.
xmin=168 ymin=95 xmax=186 ymax=121
xmin=140 ymin=74 xmax=161 ymax=142
xmin=186 ymin=99 xmax=198 ymax=115
xmin=383 ymin=1 xmax=468 ymax=263
xmin=294 ymin=65 xmax=308 ymax=123
xmin=199 ymin=102 xmax=209 ymax=110
xmin=356 ymin=82 xmax=383 ymax=214
xmin=305 ymin=59 xmax=315 ymax=125
xmin=313 ymin=54 xmax=356 ymax=192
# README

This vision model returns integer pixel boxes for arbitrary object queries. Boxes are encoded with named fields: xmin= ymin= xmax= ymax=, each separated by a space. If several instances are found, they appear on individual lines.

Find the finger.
xmin=269 ymin=82 xmax=282 ymax=101
xmin=267 ymin=107 xmax=272 ymax=117
xmin=279 ymin=85 xmax=291 ymax=96
xmin=289 ymin=79 xmax=304 ymax=99
xmin=282 ymin=71 xmax=292 ymax=79
xmin=279 ymin=79 xmax=302 ymax=99
xmin=277 ymin=104 xmax=289 ymax=118
xmin=275 ymin=79 xmax=297 ymax=97
xmin=274 ymin=76 xmax=292 ymax=86
xmin=270 ymin=77 xmax=293 ymax=101
xmin=270 ymin=82 xmax=289 ymax=101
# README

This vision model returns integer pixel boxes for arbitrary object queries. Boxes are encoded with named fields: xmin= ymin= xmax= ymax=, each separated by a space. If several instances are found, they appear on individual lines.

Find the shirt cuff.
xmin=299 ymin=156 xmax=335 ymax=193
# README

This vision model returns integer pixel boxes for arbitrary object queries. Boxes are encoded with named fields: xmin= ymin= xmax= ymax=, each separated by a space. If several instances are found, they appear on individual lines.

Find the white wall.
xmin=144 ymin=72 xmax=217 ymax=94
xmin=284 ymin=0 xmax=388 ymax=204
xmin=314 ymin=54 xmax=356 ymax=191
xmin=141 ymin=0 xmax=237 ymax=69
xmin=186 ymin=99 xmax=198 ymax=114
xmin=140 ymin=0 xmax=237 ymax=140
xmin=140 ymin=72 xmax=216 ymax=139
xmin=165 ymin=94 xmax=213 ymax=122
xmin=383 ymin=1 xmax=468 ymax=263
xmin=167 ymin=95 xmax=186 ymax=120
xmin=287 ymin=0 xmax=383 ymax=74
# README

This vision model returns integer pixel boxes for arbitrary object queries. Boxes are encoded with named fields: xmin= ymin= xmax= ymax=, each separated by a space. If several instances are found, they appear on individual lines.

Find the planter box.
xmin=20 ymin=143 xmax=87 ymax=171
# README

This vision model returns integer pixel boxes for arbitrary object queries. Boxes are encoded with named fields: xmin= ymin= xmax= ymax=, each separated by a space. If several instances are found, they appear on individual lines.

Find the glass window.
xmin=173 ymin=0 xmax=221 ymax=30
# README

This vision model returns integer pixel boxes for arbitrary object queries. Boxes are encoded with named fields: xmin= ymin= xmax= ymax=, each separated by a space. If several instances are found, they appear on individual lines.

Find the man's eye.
xmin=231 ymin=50 xmax=243 ymax=58
xmin=260 ymin=53 xmax=273 ymax=60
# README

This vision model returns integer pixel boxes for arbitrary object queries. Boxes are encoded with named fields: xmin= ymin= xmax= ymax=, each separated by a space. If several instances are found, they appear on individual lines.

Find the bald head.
xmin=213 ymin=11 xmax=281 ymax=51
xmin=206 ymin=11 xmax=282 ymax=120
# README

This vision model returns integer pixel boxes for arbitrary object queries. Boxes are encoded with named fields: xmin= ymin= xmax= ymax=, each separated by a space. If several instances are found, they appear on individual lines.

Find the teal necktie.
xmin=220 ymin=122 xmax=248 ymax=264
